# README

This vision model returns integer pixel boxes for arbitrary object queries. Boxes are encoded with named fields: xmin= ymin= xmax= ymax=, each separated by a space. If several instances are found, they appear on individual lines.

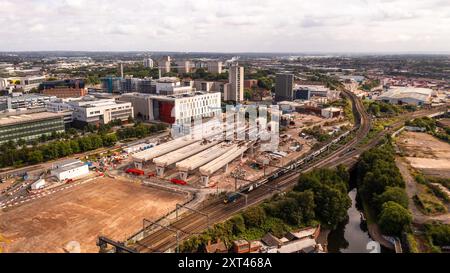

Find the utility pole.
xmin=230 ymin=168 xmax=245 ymax=192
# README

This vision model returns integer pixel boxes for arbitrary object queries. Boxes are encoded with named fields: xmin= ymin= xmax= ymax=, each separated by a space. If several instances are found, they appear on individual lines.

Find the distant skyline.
xmin=1 ymin=0 xmax=449 ymax=53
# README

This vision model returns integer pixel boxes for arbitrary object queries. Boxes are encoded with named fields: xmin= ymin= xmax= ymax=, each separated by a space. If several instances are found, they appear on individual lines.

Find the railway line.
xmin=123 ymin=94 xmax=446 ymax=253
xmin=125 ymin=90 xmax=369 ymax=253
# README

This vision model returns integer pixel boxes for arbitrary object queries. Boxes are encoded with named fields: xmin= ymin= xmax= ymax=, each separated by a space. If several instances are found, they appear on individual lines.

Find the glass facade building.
xmin=0 ymin=113 xmax=65 ymax=144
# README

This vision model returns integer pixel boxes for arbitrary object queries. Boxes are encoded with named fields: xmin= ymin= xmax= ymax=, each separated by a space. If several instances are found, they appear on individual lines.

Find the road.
xmin=129 ymin=90 xmax=372 ymax=253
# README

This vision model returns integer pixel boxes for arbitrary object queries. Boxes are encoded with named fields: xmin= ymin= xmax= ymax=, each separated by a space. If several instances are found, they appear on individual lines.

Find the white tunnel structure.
xmin=153 ymin=140 xmax=219 ymax=176
xmin=176 ymin=144 xmax=236 ymax=180
xmin=199 ymin=145 xmax=249 ymax=185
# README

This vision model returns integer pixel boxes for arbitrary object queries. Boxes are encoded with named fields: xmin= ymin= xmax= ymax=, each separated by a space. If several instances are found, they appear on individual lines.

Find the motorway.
xmin=130 ymin=90 xmax=373 ymax=253
xmin=129 ymin=93 xmax=448 ymax=253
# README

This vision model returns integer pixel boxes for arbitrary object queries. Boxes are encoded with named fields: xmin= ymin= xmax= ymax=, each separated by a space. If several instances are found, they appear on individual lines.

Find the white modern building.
xmin=376 ymin=87 xmax=433 ymax=106
xmin=321 ymin=107 xmax=342 ymax=118
xmin=143 ymin=58 xmax=154 ymax=68
xmin=155 ymin=77 xmax=193 ymax=95
xmin=1 ymin=93 xmax=57 ymax=110
xmin=69 ymin=97 xmax=134 ymax=127
xmin=120 ymin=91 xmax=221 ymax=124
xmin=51 ymin=159 xmax=89 ymax=181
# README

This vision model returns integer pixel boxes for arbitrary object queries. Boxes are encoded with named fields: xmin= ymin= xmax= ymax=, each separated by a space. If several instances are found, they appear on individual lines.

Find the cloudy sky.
xmin=1 ymin=0 xmax=449 ymax=52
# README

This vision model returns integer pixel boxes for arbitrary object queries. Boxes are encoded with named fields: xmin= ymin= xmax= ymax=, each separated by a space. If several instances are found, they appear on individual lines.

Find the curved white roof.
xmin=199 ymin=145 xmax=248 ymax=176
xmin=176 ymin=144 xmax=235 ymax=172
xmin=132 ymin=137 xmax=198 ymax=162
xmin=153 ymin=140 xmax=219 ymax=167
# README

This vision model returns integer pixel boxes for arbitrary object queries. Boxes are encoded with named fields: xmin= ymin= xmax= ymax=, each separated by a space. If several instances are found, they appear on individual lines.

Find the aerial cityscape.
xmin=0 ymin=0 xmax=449 ymax=260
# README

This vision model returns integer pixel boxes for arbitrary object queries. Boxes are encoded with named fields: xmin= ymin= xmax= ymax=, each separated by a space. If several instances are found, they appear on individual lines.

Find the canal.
xmin=327 ymin=186 xmax=393 ymax=253
xmin=327 ymin=188 xmax=373 ymax=253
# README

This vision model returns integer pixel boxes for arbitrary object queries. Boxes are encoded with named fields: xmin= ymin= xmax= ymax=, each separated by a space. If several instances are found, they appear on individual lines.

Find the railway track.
xmin=128 ymin=96 xmax=447 ymax=253
xmin=128 ymin=90 xmax=369 ymax=253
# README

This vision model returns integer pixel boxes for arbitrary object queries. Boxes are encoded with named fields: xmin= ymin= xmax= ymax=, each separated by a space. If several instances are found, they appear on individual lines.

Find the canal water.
xmin=327 ymin=188 xmax=373 ymax=253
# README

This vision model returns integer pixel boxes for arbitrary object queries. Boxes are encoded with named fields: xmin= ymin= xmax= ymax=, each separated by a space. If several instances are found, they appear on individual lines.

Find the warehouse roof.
xmin=378 ymin=87 xmax=433 ymax=102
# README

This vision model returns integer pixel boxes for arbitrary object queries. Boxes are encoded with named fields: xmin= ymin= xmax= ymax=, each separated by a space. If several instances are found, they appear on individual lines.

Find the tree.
xmin=228 ymin=215 xmax=246 ymax=235
xmin=244 ymin=88 xmax=252 ymax=100
xmin=374 ymin=186 xmax=409 ymax=211
xmin=27 ymin=150 xmax=43 ymax=164
xmin=257 ymin=77 xmax=273 ymax=90
xmin=295 ymin=168 xmax=351 ymax=229
xmin=424 ymin=223 xmax=450 ymax=247
xmin=378 ymin=201 xmax=412 ymax=236
xmin=291 ymin=190 xmax=316 ymax=223
xmin=243 ymin=206 xmax=266 ymax=227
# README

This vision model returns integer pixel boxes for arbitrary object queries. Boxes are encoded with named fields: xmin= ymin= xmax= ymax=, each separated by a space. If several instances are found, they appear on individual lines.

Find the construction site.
xmin=0 ymin=108 xmax=347 ymax=253
xmin=0 ymin=177 xmax=187 ymax=253
xmin=125 ymin=111 xmax=347 ymax=191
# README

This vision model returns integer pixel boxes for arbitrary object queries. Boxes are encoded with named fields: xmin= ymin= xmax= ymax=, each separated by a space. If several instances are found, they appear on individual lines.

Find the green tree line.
xmin=0 ymin=123 xmax=166 ymax=168
xmin=180 ymin=166 xmax=351 ymax=252
xmin=356 ymin=141 xmax=412 ymax=236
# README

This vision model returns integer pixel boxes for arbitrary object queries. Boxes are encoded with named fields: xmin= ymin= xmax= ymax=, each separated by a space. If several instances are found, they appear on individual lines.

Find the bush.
xmin=424 ymin=223 xmax=450 ymax=247
xmin=378 ymin=201 xmax=412 ymax=236
xmin=374 ymin=186 xmax=409 ymax=211
xmin=242 ymin=206 xmax=266 ymax=228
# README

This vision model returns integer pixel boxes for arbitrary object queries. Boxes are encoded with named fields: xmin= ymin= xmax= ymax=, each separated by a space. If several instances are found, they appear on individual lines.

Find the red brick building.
xmin=244 ymin=79 xmax=258 ymax=89
xmin=42 ymin=87 xmax=88 ymax=98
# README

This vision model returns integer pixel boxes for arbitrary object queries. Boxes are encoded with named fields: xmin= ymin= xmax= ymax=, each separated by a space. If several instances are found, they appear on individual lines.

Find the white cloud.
xmin=0 ymin=0 xmax=449 ymax=52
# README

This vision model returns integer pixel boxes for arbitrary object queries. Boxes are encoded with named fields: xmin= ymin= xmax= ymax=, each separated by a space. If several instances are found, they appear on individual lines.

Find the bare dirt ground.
xmin=395 ymin=157 xmax=449 ymax=224
xmin=0 ymin=177 xmax=186 ymax=253
xmin=397 ymin=131 xmax=450 ymax=178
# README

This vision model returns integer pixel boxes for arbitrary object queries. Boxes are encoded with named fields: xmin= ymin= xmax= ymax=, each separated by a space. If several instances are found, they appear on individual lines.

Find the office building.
xmin=275 ymin=73 xmax=294 ymax=101
xmin=176 ymin=60 xmax=191 ymax=74
xmin=0 ymin=110 xmax=66 ymax=144
xmin=207 ymin=61 xmax=222 ymax=74
xmin=0 ymin=93 xmax=57 ymax=110
xmin=43 ymin=87 xmax=88 ymax=99
xmin=120 ymin=92 xmax=221 ymax=124
xmin=143 ymin=58 xmax=154 ymax=68
xmin=294 ymin=85 xmax=340 ymax=101
xmin=69 ymin=98 xmax=133 ymax=127
xmin=155 ymin=77 xmax=193 ymax=95
xmin=19 ymin=75 xmax=46 ymax=92
xmin=227 ymin=65 xmax=244 ymax=102
xmin=244 ymin=79 xmax=258 ymax=89
xmin=159 ymin=56 xmax=171 ymax=74
xmin=100 ymin=77 xmax=122 ymax=93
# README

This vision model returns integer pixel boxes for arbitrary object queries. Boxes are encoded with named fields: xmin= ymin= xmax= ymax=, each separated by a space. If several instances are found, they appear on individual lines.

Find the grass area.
xmin=359 ymin=117 xmax=399 ymax=146
xmin=406 ymin=233 xmax=419 ymax=253
xmin=423 ymin=222 xmax=450 ymax=253
xmin=328 ymin=98 xmax=354 ymax=124
xmin=413 ymin=172 xmax=449 ymax=212
xmin=413 ymin=184 xmax=447 ymax=215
